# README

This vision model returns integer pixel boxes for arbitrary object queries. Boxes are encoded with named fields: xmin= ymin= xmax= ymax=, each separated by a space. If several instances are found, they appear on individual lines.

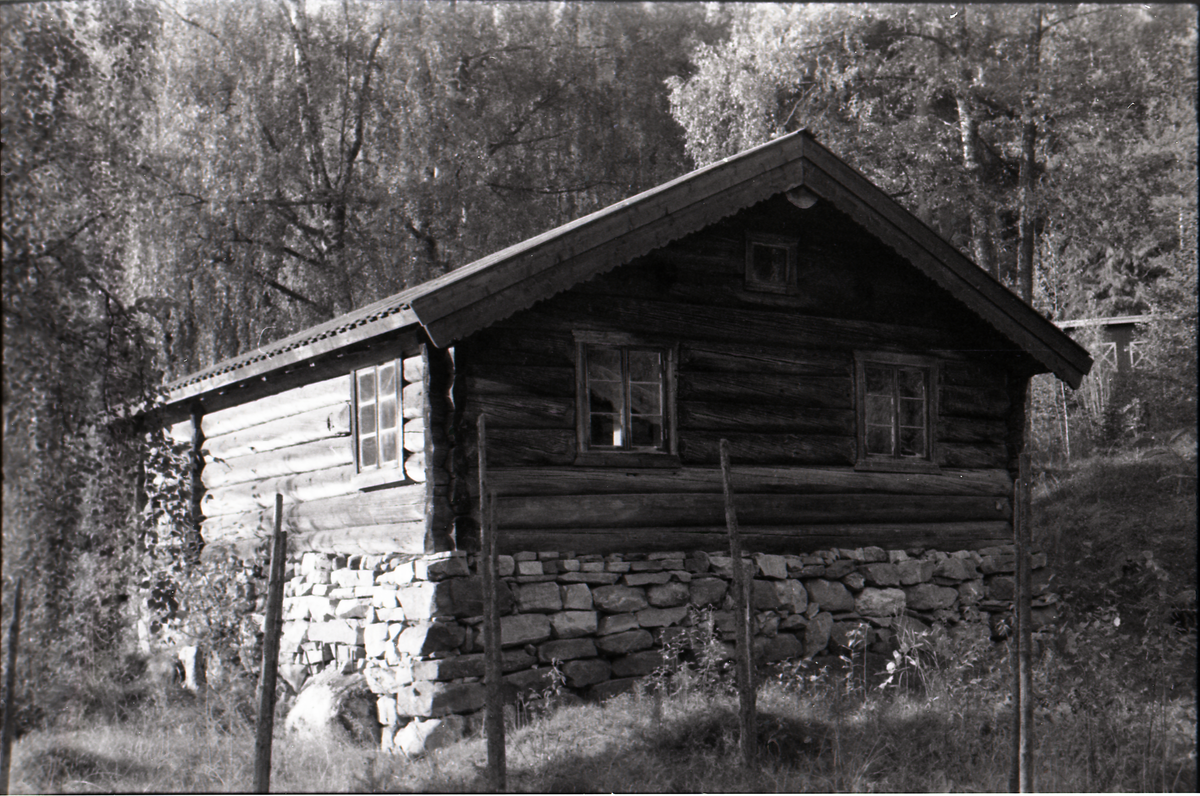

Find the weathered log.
xmin=402 ymin=354 xmax=425 ymax=385
xmin=203 ymin=437 xmax=355 ymax=489
xmin=202 ymin=375 xmax=350 ymax=438
xmin=676 ymin=372 xmax=853 ymax=408
xmin=203 ymin=484 xmax=427 ymax=536
xmin=494 ymin=521 xmax=1013 ymax=556
xmin=680 ymin=342 xmax=850 ymax=377
xmin=204 ymin=521 xmax=430 ymax=559
xmin=938 ymin=441 xmax=1008 ymax=469
xmin=463 ymin=394 xmax=575 ymax=429
xmin=402 ymin=382 xmax=425 ymax=419
xmin=405 ymin=451 xmax=426 ymax=482
xmin=202 ymin=464 xmax=359 ymax=516
xmin=476 ymin=465 xmax=1012 ymax=498
xmin=941 ymin=385 xmax=1010 ymax=419
xmin=679 ymin=432 xmax=856 ymax=466
xmin=461 ymin=428 xmax=577 ymax=467
xmin=203 ymin=402 xmax=350 ymax=460
xmin=168 ymin=419 xmax=193 ymax=446
xmin=493 ymin=492 xmax=1010 ymax=530
xmin=679 ymin=402 xmax=853 ymax=435
xmin=938 ymin=416 xmax=1009 ymax=445
xmin=465 ymin=366 xmax=575 ymax=399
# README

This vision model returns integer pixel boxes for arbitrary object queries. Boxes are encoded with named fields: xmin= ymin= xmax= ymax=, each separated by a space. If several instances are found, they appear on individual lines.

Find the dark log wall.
xmin=198 ymin=343 xmax=449 ymax=556
xmin=455 ymin=196 xmax=1022 ymax=555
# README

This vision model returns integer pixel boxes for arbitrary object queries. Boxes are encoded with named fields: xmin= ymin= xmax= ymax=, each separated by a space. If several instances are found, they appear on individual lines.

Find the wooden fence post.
xmin=719 ymin=439 xmax=756 ymax=766
xmin=1 ymin=577 xmax=23 ymax=796
xmin=479 ymin=416 xmax=506 ymax=792
xmin=1015 ymin=453 xmax=1034 ymax=792
xmin=253 ymin=495 xmax=287 ymax=794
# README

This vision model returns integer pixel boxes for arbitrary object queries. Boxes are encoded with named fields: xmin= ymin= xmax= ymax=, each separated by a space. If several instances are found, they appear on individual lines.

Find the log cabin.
xmin=157 ymin=130 xmax=1093 ymax=563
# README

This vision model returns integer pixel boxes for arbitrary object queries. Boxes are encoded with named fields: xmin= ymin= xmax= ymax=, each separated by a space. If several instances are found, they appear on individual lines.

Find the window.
xmin=745 ymin=232 xmax=798 ymax=294
xmin=574 ymin=333 xmax=676 ymax=463
xmin=1128 ymin=339 xmax=1147 ymax=370
xmin=354 ymin=360 xmax=401 ymax=472
xmin=855 ymin=352 xmax=938 ymax=471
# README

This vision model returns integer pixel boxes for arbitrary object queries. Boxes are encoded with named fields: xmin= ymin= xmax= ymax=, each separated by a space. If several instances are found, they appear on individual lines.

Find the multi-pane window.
xmin=582 ymin=345 xmax=667 ymax=452
xmin=354 ymin=360 xmax=401 ymax=471
xmin=745 ymin=232 xmax=798 ymax=294
xmin=856 ymin=353 xmax=937 ymax=467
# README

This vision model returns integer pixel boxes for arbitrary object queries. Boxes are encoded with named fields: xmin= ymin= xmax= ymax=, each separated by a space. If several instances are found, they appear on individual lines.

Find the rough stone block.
xmin=804 ymin=579 xmax=856 ymax=612
xmin=513 ymin=551 xmax=538 ymax=562
xmin=538 ymin=638 xmax=596 ymax=663
xmin=986 ymin=575 xmax=1015 ymax=601
xmin=623 ymin=572 xmax=671 ymax=586
xmin=497 ymin=555 xmax=515 ymax=577
xmin=395 ymin=681 xmax=484 ymax=718
xmin=750 ymin=579 xmax=780 ymax=610
xmin=861 ymin=546 xmax=888 ymax=563
xmin=516 ymin=581 xmax=563 ymax=613
xmin=595 ymin=629 xmax=653 ymax=655
xmin=397 ymin=582 xmax=455 ymax=620
xmin=933 ymin=557 xmax=975 ymax=581
xmin=500 ymin=613 xmax=552 ymax=647
xmin=415 ymin=554 xmax=470 ymax=581
xmin=897 ymin=559 xmax=936 ymax=585
xmin=805 ymin=612 xmax=832 ymax=657
xmin=647 ymin=582 xmax=690 ymax=608
xmin=823 ymin=560 xmax=857 ymax=579
xmin=396 ymin=622 xmax=466 ymax=656
xmin=774 ymin=580 xmax=808 ymax=614
xmin=629 ymin=560 xmax=664 ymax=572
xmin=560 ymin=583 xmax=593 ymax=610
xmin=842 ymin=572 xmax=866 ymax=591
xmin=980 ymin=554 xmax=1015 ymax=575
xmin=550 ymin=610 xmax=598 ymax=639
xmin=957 ymin=579 xmax=985 ymax=605
xmin=558 ymin=572 xmax=621 ymax=585
xmin=592 ymin=584 xmax=649 ymax=613
xmin=637 ymin=605 xmax=688 ymax=628
xmin=363 ymin=622 xmax=401 ymax=658
xmin=755 ymin=554 xmax=789 ymax=580
xmin=504 ymin=666 xmax=557 ymax=695
xmin=862 ymin=563 xmax=901 ymax=587
xmin=689 ymin=577 xmax=728 ymax=606
xmin=597 ymin=613 xmax=639 ymax=636
xmin=856 ymin=587 xmax=906 ymax=617
xmin=755 ymin=632 xmax=803 ymax=663
xmin=516 ymin=560 xmax=544 ymax=576
xmin=308 ymin=620 xmax=363 ymax=646
xmin=563 ymin=658 xmax=611 ymax=689
xmin=905 ymin=583 xmax=959 ymax=611
xmin=611 ymin=650 xmax=667 ymax=678
xmin=335 ymin=601 xmax=373 ymax=620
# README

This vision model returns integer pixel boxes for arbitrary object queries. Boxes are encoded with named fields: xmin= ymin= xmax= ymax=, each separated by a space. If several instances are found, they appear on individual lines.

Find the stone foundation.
xmin=279 ymin=545 xmax=1056 ymax=753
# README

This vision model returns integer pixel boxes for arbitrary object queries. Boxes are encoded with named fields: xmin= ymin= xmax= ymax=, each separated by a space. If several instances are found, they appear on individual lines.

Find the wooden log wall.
xmin=199 ymin=347 xmax=446 ymax=556
xmin=454 ymin=195 xmax=1019 ymax=555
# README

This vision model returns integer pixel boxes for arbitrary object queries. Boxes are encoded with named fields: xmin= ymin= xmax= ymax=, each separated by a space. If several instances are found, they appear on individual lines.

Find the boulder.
xmin=647 ymin=582 xmax=690 ymax=608
xmin=395 ymin=715 xmax=465 ymax=757
xmin=592 ymin=585 xmax=649 ymax=613
xmin=805 ymin=579 xmax=856 ymax=612
xmin=905 ymin=583 xmax=959 ymax=611
xmin=395 ymin=680 xmax=485 ymax=718
xmin=285 ymin=668 xmax=380 ymax=746
xmin=550 ymin=610 xmax=599 ymax=639
xmin=563 ymin=658 xmax=612 ymax=688
xmin=803 ymin=612 xmax=834 ymax=658
xmin=500 ymin=613 xmax=552 ymax=647
xmin=688 ymin=577 xmax=728 ymax=606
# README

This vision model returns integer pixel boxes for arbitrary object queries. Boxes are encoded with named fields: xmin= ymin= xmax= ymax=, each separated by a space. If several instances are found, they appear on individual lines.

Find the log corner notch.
xmin=424 ymin=342 xmax=457 ymax=554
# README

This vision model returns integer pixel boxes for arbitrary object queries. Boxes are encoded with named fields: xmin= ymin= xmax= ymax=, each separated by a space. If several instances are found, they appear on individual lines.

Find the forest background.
xmin=2 ymin=1 xmax=1196 ymax=735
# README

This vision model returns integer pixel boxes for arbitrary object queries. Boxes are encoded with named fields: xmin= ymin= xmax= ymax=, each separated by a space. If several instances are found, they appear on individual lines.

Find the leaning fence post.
xmin=719 ymin=439 xmax=756 ymax=765
xmin=478 ymin=415 xmax=506 ymax=792
xmin=1 ymin=577 xmax=23 ymax=795
xmin=253 ymin=495 xmax=287 ymax=794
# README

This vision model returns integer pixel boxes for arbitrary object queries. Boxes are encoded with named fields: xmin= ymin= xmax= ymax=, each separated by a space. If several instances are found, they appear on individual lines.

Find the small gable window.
xmin=354 ymin=360 xmax=402 ymax=472
xmin=855 ymin=352 xmax=939 ymax=472
xmin=745 ymin=232 xmax=798 ymax=294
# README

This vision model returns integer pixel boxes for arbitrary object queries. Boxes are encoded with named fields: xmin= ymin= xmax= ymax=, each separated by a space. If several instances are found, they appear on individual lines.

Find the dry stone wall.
xmin=280 ymin=544 xmax=1056 ymax=754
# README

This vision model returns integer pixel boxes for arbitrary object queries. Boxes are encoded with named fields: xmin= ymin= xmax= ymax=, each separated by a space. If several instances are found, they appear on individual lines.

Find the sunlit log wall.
xmin=196 ymin=346 xmax=453 ymax=557
xmin=450 ymin=195 xmax=1023 ymax=555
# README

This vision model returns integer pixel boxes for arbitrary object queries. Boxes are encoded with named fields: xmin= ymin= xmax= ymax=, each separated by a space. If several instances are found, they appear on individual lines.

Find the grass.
xmin=9 ymin=454 xmax=1196 ymax=792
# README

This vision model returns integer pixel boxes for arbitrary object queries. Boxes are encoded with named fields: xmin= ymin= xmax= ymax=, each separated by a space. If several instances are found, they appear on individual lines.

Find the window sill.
xmin=352 ymin=467 xmax=410 ymax=491
xmin=573 ymin=452 xmax=682 ymax=469
xmin=854 ymin=458 xmax=942 ymax=475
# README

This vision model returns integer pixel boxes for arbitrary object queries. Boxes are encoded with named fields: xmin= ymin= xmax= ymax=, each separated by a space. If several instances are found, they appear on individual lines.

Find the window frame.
xmin=351 ymin=359 xmax=409 ymax=488
xmin=744 ymin=232 xmax=799 ymax=295
xmin=573 ymin=331 xmax=679 ymax=467
xmin=854 ymin=351 xmax=940 ymax=474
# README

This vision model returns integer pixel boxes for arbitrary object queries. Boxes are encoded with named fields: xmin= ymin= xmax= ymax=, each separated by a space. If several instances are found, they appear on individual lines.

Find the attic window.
xmin=354 ymin=360 xmax=402 ymax=472
xmin=745 ymin=232 xmax=798 ymax=294
xmin=855 ymin=352 xmax=939 ymax=473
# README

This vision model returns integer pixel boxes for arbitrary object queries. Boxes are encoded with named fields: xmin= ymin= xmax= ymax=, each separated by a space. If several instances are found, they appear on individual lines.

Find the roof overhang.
xmin=159 ymin=130 xmax=1092 ymax=413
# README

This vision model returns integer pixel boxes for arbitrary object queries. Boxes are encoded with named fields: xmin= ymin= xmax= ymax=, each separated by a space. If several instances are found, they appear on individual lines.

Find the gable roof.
xmin=163 ymin=130 xmax=1092 ymax=408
